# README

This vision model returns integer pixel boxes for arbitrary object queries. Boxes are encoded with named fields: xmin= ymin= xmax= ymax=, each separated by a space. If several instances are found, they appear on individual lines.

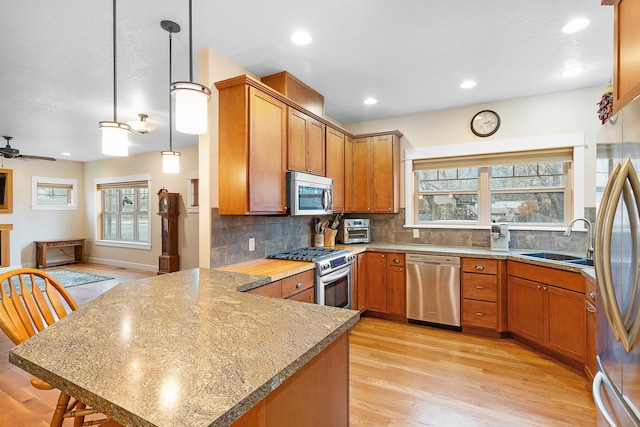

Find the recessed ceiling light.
xmin=562 ymin=18 xmax=590 ymax=34
xmin=459 ymin=80 xmax=477 ymax=89
xmin=363 ymin=97 xmax=378 ymax=105
xmin=61 ymin=152 xmax=71 ymax=156
xmin=291 ymin=31 xmax=312 ymax=45
xmin=560 ymin=66 xmax=585 ymax=77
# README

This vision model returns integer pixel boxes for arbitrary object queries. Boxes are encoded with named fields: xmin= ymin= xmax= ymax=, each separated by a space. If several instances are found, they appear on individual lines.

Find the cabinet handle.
xmin=587 ymin=306 xmax=596 ymax=313
xmin=537 ymin=285 xmax=542 ymax=289
xmin=475 ymin=312 xmax=485 ymax=317
xmin=393 ymin=258 xmax=400 ymax=264
xmin=589 ymin=291 xmax=597 ymax=301
xmin=475 ymin=285 xmax=485 ymax=289
xmin=381 ymin=254 xmax=385 ymax=258
xmin=296 ymin=281 xmax=303 ymax=289
xmin=474 ymin=265 xmax=485 ymax=271
xmin=543 ymin=286 xmax=548 ymax=291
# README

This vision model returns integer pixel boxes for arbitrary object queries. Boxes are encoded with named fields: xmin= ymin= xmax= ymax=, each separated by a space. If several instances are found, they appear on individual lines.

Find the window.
xmin=186 ymin=173 xmax=199 ymax=213
xmin=405 ymin=134 xmax=585 ymax=229
xmin=31 ymin=176 xmax=78 ymax=210
xmin=96 ymin=175 xmax=151 ymax=248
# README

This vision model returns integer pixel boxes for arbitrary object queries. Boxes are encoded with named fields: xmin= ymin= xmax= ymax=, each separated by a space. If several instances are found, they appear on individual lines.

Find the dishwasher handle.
xmin=406 ymin=254 xmax=460 ymax=266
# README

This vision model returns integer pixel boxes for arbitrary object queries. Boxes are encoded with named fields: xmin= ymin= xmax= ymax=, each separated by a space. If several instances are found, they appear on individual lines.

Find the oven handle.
xmin=319 ymin=264 xmax=352 ymax=283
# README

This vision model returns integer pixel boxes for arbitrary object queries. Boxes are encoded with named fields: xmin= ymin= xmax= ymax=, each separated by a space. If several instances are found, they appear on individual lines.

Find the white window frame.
xmin=31 ymin=176 xmax=78 ymax=210
xmin=94 ymin=174 xmax=152 ymax=250
xmin=404 ymin=133 xmax=586 ymax=231
xmin=186 ymin=171 xmax=199 ymax=214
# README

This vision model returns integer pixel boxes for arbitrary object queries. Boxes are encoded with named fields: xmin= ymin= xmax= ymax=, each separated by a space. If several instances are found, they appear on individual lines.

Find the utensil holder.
xmin=325 ymin=229 xmax=337 ymax=247
xmin=314 ymin=233 xmax=325 ymax=247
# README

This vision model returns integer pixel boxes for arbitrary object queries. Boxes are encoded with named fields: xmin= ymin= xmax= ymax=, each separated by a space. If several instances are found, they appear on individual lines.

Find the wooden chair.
xmin=0 ymin=268 xmax=122 ymax=427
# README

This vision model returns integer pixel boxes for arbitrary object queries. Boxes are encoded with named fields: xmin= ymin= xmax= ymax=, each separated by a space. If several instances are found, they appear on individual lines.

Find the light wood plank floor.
xmin=0 ymin=264 xmax=596 ymax=426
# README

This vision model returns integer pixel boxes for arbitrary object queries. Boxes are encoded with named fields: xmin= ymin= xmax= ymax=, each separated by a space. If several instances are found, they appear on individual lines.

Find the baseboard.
xmin=0 ymin=264 xmax=25 ymax=274
xmin=87 ymin=257 xmax=157 ymax=272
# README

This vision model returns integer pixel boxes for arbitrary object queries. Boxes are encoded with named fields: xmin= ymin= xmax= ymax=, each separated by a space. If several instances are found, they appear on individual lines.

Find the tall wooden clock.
xmin=157 ymin=189 xmax=180 ymax=274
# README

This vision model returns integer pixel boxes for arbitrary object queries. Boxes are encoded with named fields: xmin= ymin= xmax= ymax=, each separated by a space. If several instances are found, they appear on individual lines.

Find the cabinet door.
xmin=585 ymin=300 xmax=597 ymax=380
xmin=326 ymin=128 xmax=345 ymax=212
xmin=249 ymin=87 xmax=287 ymax=213
xmin=287 ymin=108 xmax=308 ymax=173
xmin=545 ymin=285 xmax=585 ymax=362
xmin=508 ymin=276 xmax=544 ymax=343
xmin=287 ymin=288 xmax=314 ymax=304
xmin=364 ymin=252 xmax=387 ymax=312
xmin=371 ymin=135 xmax=394 ymax=212
xmin=356 ymin=253 xmax=367 ymax=311
xmin=343 ymin=136 xmax=355 ymax=212
xmin=613 ymin=0 xmax=640 ymax=112
xmin=305 ymin=117 xmax=325 ymax=175
xmin=387 ymin=265 xmax=406 ymax=316
xmin=351 ymin=138 xmax=371 ymax=212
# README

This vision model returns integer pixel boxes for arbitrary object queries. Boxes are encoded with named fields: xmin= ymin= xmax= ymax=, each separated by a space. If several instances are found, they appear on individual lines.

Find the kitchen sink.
xmin=567 ymin=258 xmax=595 ymax=267
xmin=520 ymin=252 xmax=584 ymax=262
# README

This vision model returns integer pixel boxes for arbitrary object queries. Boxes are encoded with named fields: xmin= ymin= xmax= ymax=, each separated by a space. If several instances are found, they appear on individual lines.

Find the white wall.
xmin=344 ymin=86 xmax=604 ymax=207
xmin=83 ymin=145 xmax=199 ymax=271
xmin=0 ymin=158 xmax=85 ymax=269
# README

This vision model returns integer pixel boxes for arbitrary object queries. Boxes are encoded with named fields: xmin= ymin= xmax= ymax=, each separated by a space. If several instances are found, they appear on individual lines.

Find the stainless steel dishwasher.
xmin=406 ymin=254 xmax=461 ymax=328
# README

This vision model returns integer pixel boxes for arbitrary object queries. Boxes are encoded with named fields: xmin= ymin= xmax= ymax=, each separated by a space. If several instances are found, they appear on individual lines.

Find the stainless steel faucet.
xmin=564 ymin=218 xmax=594 ymax=260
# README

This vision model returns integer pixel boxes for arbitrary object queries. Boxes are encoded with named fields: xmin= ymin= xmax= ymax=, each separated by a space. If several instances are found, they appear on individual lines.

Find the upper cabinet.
xmin=261 ymin=71 xmax=324 ymax=116
xmin=287 ymin=107 xmax=326 ymax=176
xmin=345 ymin=132 xmax=401 ymax=213
xmin=216 ymin=76 xmax=287 ymax=215
xmin=326 ymin=128 xmax=346 ymax=213
xmin=613 ymin=0 xmax=640 ymax=112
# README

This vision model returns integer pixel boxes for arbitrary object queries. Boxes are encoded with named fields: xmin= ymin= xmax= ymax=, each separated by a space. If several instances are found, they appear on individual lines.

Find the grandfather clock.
xmin=157 ymin=189 xmax=180 ymax=274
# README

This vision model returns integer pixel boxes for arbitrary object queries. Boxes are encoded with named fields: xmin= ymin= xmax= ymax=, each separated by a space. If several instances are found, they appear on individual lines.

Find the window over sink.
xmin=405 ymin=133 xmax=585 ymax=230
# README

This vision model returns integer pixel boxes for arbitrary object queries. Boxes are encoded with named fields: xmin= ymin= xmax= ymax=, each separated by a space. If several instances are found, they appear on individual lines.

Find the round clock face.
xmin=471 ymin=110 xmax=500 ymax=137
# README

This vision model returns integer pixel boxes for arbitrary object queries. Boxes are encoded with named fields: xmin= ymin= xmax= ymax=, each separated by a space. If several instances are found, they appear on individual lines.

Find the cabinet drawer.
xmin=286 ymin=287 xmax=315 ymax=304
xmin=462 ymin=258 xmax=498 ymax=275
xmin=248 ymin=280 xmax=282 ymax=298
xmin=387 ymin=253 xmax=405 ymax=267
xmin=463 ymin=300 xmax=498 ymax=329
xmin=462 ymin=274 xmax=498 ymax=302
xmin=282 ymin=270 xmax=314 ymax=298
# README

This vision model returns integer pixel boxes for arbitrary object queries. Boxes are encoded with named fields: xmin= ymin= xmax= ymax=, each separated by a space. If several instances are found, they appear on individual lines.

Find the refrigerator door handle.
xmin=593 ymin=371 xmax=620 ymax=427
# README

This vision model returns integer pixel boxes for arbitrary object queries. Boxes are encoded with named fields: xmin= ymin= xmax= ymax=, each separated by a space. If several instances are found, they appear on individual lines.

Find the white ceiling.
xmin=1 ymin=1 xmax=613 ymax=162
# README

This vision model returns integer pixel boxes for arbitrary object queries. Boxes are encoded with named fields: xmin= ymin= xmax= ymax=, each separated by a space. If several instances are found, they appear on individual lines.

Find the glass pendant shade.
xmin=162 ymin=150 xmax=181 ymax=174
xmin=171 ymin=82 xmax=211 ymax=134
xmin=100 ymin=121 xmax=131 ymax=156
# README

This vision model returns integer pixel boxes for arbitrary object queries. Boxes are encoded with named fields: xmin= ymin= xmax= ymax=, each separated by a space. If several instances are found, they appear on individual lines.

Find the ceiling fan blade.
xmin=16 ymin=154 xmax=56 ymax=162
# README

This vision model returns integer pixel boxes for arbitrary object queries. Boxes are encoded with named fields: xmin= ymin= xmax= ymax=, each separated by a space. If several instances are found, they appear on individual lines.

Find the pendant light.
xmin=170 ymin=0 xmax=211 ymax=135
xmin=99 ymin=0 xmax=131 ymax=156
xmin=161 ymin=20 xmax=181 ymax=174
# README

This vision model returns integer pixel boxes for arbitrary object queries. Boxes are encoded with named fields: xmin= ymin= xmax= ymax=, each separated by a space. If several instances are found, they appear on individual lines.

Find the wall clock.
xmin=470 ymin=110 xmax=500 ymax=137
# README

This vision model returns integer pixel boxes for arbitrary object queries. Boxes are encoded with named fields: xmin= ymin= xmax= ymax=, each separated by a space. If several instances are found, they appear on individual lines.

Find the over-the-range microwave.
xmin=287 ymin=171 xmax=333 ymax=216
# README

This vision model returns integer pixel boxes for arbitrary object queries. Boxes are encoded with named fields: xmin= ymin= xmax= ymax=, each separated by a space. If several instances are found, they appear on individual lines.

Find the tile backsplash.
xmin=210 ymin=208 xmax=594 ymax=267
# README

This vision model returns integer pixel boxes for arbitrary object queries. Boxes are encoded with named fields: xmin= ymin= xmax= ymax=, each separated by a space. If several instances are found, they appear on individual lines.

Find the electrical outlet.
xmin=413 ymin=229 xmax=420 ymax=238
xmin=248 ymin=238 xmax=255 ymax=251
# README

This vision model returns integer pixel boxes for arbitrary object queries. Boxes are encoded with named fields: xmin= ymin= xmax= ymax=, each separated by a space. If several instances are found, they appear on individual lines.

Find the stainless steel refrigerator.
xmin=593 ymin=95 xmax=640 ymax=426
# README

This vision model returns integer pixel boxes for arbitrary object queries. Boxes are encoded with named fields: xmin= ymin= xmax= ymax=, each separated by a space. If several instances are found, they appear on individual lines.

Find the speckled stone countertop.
xmin=9 ymin=268 xmax=360 ymax=427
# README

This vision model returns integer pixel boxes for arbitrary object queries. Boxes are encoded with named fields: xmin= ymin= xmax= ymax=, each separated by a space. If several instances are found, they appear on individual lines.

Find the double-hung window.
xmin=96 ymin=176 xmax=151 ymax=247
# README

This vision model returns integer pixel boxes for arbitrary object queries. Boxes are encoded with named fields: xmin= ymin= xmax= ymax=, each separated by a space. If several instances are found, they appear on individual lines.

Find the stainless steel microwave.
xmin=287 ymin=171 xmax=333 ymax=216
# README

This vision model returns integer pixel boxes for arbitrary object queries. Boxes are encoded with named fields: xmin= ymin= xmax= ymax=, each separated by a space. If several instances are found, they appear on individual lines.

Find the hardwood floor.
xmin=0 ymin=263 xmax=596 ymax=426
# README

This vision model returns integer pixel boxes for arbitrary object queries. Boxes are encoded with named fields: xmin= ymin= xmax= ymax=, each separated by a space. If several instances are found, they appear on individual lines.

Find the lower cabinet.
xmin=231 ymin=331 xmax=349 ymax=427
xmin=363 ymin=252 xmax=405 ymax=317
xmin=585 ymin=276 xmax=597 ymax=381
xmin=351 ymin=253 xmax=367 ymax=312
xmin=461 ymin=258 xmax=507 ymax=335
xmin=507 ymin=261 xmax=585 ymax=369
xmin=247 ymin=270 xmax=315 ymax=303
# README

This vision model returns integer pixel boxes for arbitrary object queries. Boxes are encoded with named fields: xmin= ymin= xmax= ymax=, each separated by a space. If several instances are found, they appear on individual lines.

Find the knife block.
xmin=325 ymin=229 xmax=337 ymax=247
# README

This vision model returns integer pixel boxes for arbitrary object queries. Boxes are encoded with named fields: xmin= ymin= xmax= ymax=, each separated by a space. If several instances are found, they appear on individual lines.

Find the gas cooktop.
xmin=267 ymin=247 xmax=349 ymax=262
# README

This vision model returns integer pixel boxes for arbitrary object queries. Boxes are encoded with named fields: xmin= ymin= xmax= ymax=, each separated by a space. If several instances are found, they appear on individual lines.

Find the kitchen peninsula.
xmin=9 ymin=269 xmax=360 ymax=427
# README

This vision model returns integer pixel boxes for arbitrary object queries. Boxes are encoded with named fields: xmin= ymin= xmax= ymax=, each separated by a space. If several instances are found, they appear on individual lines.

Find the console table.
xmin=35 ymin=239 xmax=85 ymax=269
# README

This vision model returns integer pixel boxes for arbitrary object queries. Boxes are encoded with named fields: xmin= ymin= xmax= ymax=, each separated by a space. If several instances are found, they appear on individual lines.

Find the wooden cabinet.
xmin=247 ymin=270 xmax=315 ymax=303
xmin=352 ymin=252 xmax=367 ymax=312
xmin=461 ymin=258 xmax=507 ymax=335
xmin=344 ymin=132 xmax=401 ymax=213
xmin=507 ymin=261 xmax=585 ymax=369
xmin=325 ymin=127 xmax=345 ymax=212
xmin=287 ymin=108 xmax=325 ymax=175
xmin=363 ymin=252 xmax=406 ymax=317
xmin=585 ymin=276 xmax=597 ymax=381
xmin=216 ymin=76 xmax=287 ymax=215
xmin=261 ymin=71 xmax=324 ymax=117
xmin=613 ymin=0 xmax=640 ymax=113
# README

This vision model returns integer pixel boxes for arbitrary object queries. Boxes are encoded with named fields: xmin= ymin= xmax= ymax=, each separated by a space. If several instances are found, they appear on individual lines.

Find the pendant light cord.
xmin=169 ymin=30 xmax=173 ymax=151
xmin=112 ymin=0 xmax=118 ymax=122
xmin=189 ymin=0 xmax=193 ymax=82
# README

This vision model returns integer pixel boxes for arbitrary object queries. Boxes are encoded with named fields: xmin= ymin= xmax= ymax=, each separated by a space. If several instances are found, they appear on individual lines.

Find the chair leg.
xmin=50 ymin=392 xmax=71 ymax=427
xmin=73 ymin=402 xmax=86 ymax=427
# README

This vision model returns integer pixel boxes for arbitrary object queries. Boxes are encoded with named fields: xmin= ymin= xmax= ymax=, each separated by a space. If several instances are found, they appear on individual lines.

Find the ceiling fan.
xmin=1 ymin=136 xmax=55 ymax=161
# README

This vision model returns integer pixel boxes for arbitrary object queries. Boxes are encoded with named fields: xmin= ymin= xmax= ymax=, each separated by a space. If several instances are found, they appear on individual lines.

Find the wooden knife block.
xmin=325 ymin=229 xmax=337 ymax=247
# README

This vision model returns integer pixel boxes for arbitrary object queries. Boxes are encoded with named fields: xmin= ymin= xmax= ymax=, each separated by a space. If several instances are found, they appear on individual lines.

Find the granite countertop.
xmin=9 ymin=268 xmax=360 ymax=427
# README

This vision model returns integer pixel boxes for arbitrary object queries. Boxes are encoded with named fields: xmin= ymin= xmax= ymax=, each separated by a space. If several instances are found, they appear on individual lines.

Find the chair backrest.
xmin=0 ymin=268 xmax=78 ymax=345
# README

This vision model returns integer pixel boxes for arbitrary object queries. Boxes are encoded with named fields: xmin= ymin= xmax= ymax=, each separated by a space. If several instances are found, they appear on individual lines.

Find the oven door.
xmin=316 ymin=265 xmax=352 ymax=309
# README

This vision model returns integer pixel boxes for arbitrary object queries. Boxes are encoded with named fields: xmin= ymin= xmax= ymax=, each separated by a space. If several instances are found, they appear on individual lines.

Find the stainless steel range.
xmin=268 ymin=247 xmax=355 ymax=309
